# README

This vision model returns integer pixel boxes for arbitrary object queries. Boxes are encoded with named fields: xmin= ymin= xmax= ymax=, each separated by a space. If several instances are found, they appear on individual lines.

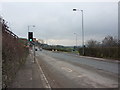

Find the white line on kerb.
xmin=36 ymin=59 xmax=51 ymax=89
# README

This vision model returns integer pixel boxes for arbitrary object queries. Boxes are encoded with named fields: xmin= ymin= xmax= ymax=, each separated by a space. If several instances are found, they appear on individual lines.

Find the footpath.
xmin=10 ymin=52 xmax=45 ymax=88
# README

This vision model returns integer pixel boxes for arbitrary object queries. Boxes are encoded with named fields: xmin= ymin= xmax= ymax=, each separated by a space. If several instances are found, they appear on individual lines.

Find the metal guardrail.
xmin=1 ymin=17 xmax=18 ymax=39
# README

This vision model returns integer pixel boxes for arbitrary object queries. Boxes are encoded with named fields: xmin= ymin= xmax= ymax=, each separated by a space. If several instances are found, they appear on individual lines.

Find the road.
xmin=35 ymin=49 xmax=119 ymax=88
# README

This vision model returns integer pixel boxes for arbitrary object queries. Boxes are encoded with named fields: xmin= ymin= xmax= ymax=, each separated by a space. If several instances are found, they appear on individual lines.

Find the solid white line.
xmin=36 ymin=59 xmax=51 ymax=89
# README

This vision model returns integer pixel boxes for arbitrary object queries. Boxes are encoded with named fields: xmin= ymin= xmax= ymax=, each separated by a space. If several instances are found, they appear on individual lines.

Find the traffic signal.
xmin=28 ymin=32 xmax=33 ymax=41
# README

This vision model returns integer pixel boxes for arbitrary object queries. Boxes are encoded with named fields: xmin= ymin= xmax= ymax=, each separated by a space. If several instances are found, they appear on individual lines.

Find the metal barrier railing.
xmin=1 ymin=17 xmax=18 ymax=39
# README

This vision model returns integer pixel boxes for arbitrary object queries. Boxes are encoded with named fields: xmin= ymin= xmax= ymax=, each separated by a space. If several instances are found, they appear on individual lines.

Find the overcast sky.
xmin=1 ymin=1 xmax=118 ymax=46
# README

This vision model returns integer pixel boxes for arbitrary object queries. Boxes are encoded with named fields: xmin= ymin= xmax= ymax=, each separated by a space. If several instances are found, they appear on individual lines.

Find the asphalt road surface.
xmin=35 ymin=49 xmax=119 ymax=88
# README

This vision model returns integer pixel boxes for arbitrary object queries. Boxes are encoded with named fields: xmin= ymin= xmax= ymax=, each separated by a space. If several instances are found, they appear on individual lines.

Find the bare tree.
xmin=102 ymin=35 xmax=118 ymax=47
xmin=86 ymin=39 xmax=100 ymax=48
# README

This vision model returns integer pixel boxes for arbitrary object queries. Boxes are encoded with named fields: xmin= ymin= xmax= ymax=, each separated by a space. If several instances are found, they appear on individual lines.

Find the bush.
xmin=78 ymin=47 xmax=119 ymax=60
xmin=78 ymin=36 xmax=119 ymax=60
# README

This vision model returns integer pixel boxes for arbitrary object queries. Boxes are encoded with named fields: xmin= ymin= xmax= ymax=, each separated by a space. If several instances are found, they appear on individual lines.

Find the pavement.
xmin=10 ymin=51 xmax=47 ymax=88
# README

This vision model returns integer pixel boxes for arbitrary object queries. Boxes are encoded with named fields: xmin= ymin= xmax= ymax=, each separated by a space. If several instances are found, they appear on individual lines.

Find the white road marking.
xmin=36 ymin=59 xmax=51 ymax=89
xmin=61 ymin=67 xmax=72 ymax=72
xmin=77 ymin=75 xmax=85 ymax=78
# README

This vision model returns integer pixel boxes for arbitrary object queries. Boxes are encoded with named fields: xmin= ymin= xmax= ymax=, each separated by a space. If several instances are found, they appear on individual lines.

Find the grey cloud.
xmin=1 ymin=2 xmax=118 ymax=46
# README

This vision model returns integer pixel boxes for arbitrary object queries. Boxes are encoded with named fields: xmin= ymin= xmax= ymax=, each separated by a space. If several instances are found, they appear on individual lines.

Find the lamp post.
xmin=28 ymin=25 xmax=35 ymax=62
xmin=74 ymin=33 xmax=77 ymax=49
xmin=73 ymin=9 xmax=85 ymax=55
xmin=28 ymin=25 xmax=35 ymax=40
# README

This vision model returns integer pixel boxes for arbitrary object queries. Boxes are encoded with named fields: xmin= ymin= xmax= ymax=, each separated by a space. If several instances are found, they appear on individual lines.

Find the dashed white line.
xmin=61 ymin=67 xmax=73 ymax=72
xmin=36 ymin=58 xmax=51 ymax=89
xmin=77 ymin=75 xmax=85 ymax=78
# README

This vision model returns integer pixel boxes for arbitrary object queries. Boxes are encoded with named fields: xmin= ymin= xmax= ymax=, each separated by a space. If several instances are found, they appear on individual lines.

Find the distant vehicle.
xmin=39 ymin=48 xmax=42 ymax=51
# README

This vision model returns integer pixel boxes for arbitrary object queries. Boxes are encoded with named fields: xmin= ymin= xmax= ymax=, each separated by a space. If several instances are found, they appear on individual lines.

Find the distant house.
xmin=33 ymin=38 xmax=36 ymax=42
xmin=38 ymin=39 xmax=44 ymax=44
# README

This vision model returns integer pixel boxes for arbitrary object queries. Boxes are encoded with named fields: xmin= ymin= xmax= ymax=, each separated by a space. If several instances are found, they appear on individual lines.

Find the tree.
xmin=102 ymin=35 xmax=117 ymax=47
xmin=86 ymin=39 xmax=100 ymax=48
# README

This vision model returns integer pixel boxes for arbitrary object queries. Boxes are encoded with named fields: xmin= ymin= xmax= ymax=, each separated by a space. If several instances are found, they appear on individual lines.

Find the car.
xmin=39 ymin=48 xmax=42 ymax=51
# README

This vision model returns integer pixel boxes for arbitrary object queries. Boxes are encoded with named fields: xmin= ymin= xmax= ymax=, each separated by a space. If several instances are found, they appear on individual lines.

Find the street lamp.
xmin=74 ymin=33 xmax=77 ymax=48
xmin=27 ymin=25 xmax=35 ymax=62
xmin=73 ymin=8 xmax=85 ymax=55
xmin=28 ymin=25 xmax=35 ymax=32
xmin=28 ymin=25 xmax=35 ymax=40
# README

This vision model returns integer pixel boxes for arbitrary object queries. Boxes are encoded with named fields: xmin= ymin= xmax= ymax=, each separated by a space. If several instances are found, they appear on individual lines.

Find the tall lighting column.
xmin=28 ymin=25 xmax=35 ymax=62
xmin=73 ymin=9 xmax=85 ymax=55
xmin=28 ymin=25 xmax=35 ymax=40
xmin=74 ymin=33 xmax=78 ymax=49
